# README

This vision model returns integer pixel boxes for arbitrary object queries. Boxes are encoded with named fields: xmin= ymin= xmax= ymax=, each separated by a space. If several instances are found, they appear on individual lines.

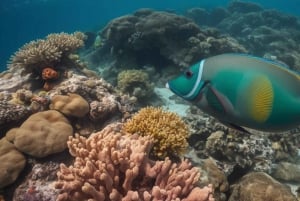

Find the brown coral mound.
xmin=49 ymin=93 xmax=89 ymax=117
xmin=123 ymin=107 xmax=189 ymax=158
xmin=8 ymin=32 xmax=86 ymax=74
xmin=6 ymin=110 xmax=73 ymax=158
xmin=55 ymin=123 xmax=214 ymax=201
xmin=0 ymin=138 xmax=26 ymax=188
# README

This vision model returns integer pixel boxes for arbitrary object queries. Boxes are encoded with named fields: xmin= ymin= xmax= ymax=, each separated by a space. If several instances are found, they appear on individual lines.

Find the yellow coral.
xmin=123 ymin=106 xmax=189 ymax=158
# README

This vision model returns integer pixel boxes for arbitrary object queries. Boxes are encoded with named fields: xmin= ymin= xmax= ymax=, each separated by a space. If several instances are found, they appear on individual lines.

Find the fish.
xmin=166 ymin=54 xmax=300 ymax=132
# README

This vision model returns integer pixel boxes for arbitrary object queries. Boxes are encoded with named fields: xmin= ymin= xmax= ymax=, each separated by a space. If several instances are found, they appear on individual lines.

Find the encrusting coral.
xmin=123 ymin=106 xmax=189 ymax=159
xmin=55 ymin=123 xmax=214 ymax=201
xmin=117 ymin=69 xmax=154 ymax=100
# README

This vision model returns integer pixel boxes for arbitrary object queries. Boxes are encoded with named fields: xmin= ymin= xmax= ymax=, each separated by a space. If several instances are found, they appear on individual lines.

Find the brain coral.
xmin=49 ymin=93 xmax=90 ymax=117
xmin=0 ymin=138 xmax=26 ymax=188
xmin=117 ymin=69 xmax=154 ymax=100
xmin=5 ymin=110 xmax=73 ymax=158
xmin=8 ymin=32 xmax=86 ymax=74
xmin=123 ymin=107 xmax=189 ymax=159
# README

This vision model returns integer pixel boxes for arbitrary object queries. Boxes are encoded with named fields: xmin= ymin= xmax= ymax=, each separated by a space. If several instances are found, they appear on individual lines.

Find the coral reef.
xmin=8 ymin=32 xmax=86 ymax=74
xmin=0 ymin=101 xmax=31 ymax=127
xmin=228 ymin=172 xmax=297 ymax=201
xmin=184 ymin=107 xmax=274 ymax=174
xmin=13 ymin=161 xmax=60 ymax=201
xmin=117 ymin=69 xmax=154 ymax=100
xmin=5 ymin=110 xmax=73 ymax=158
xmin=205 ymin=130 xmax=274 ymax=172
xmin=186 ymin=1 xmax=300 ymax=70
xmin=49 ymin=93 xmax=90 ymax=118
xmin=123 ymin=107 xmax=189 ymax=159
xmin=0 ymin=138 xmax=26 ymax=188
xmin=55 ymin=123 xmax=214 ymax=201
xmin=86 ymin=9 xmax=246 ymax=73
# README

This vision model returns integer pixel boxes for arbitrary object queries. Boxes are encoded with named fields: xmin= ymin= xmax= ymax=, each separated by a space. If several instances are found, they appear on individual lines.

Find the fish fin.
xmin=247 ymin=74 xmax=274 ymax=123
xmin=206 ymin=85 xmax=226 ymax=114
xmin=221 ymin=121 xmax=251 ymax=134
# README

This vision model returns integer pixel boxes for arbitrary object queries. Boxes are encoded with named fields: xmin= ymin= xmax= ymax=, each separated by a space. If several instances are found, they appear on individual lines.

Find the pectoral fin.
xmin=206 ymin=85 xmax=230 ymax=114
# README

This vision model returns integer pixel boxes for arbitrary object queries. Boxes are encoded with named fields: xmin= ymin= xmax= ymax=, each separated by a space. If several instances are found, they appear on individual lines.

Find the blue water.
xmin=1 ymin=0 xmax=299 ymax=71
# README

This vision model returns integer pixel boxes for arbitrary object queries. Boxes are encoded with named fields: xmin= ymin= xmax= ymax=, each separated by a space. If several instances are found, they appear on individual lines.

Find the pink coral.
xmin=55 ymin=123 xmax=214 ymax=201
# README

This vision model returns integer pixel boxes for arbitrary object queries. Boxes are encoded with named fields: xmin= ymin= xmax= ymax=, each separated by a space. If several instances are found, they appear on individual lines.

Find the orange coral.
xmin=42 ymin=67 xmax=59 ymax=80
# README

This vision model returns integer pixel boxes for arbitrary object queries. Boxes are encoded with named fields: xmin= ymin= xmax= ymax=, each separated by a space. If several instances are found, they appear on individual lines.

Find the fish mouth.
xmin=165 ymin=81 xmax=185 ymax=97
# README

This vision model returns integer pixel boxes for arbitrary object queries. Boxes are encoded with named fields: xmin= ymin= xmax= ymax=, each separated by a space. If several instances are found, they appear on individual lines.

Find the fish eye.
xmin=184 ymin=70 xmax=193 ymax=78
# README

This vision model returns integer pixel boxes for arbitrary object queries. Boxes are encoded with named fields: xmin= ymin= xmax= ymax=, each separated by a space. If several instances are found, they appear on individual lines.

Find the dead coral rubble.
xmin=55 ymin=123 xmax=214 ymax=201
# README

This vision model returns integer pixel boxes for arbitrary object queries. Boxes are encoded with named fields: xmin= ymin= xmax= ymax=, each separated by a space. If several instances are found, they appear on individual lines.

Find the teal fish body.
xmin=166 ymin=54 xmax=300 ymax=132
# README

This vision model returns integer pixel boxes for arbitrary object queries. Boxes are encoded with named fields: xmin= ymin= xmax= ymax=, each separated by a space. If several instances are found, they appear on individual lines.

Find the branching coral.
xmin=123 ymin=107 xmax=189 ymax=159
xmin=8 ymin=32 xmax=86 ymax=75
xmin=55 ymin=123 xmax=214 ymax=201
xmin=117 ymin=69 xmax=154 ymax=100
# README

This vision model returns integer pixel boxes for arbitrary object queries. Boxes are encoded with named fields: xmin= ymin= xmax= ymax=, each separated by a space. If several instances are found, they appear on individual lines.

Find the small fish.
xmin=166 ymin=54 xmax=300 ymax=132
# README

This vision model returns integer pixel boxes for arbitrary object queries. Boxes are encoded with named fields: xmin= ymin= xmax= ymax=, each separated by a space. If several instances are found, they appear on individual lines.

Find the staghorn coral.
xmin=123 ymin=106 xmax=189 ymax=159
xmin=117 ymin=69 xmax=154 ymax=100
xmin=8 ymin=32 xmax=86 ymax=75
xmin=55 ymin=123 xmax=214 ymax=201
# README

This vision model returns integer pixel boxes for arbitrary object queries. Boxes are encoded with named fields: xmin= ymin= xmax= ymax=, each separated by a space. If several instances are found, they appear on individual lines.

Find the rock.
xmin=272 ymin=162 xmax=300 ymax=182
xmin=229 ymin=172 xmax=297 ymax=201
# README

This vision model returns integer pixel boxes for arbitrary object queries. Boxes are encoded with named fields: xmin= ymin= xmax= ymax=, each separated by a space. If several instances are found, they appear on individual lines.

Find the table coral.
xmin=123 ymin=106 xmax=189 ymax=159
xmin=49 ymin=93 xmax=90 ymax=118
xmin=55 ymin=123 xmax=214 ymax=201
xmin=5 ymin=110 xmax=73 ymax=158
xmin=0 ymin=138 xmax=26 ymax=188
